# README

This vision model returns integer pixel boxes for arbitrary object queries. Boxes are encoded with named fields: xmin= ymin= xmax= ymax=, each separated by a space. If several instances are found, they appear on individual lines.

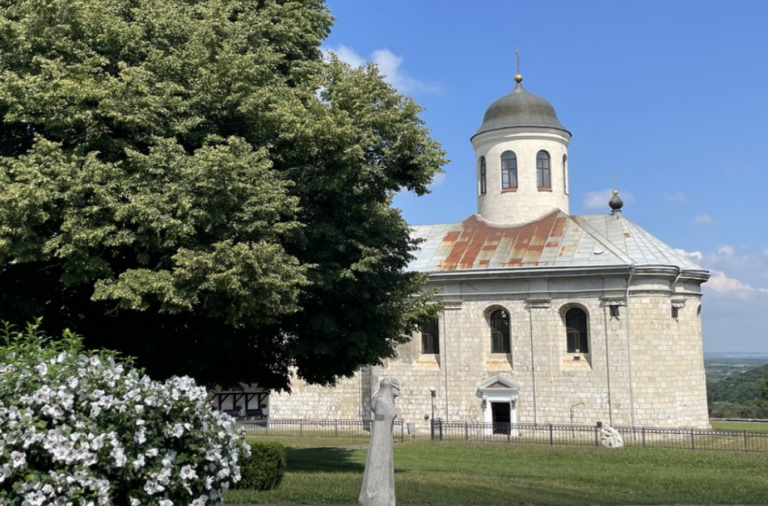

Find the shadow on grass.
xmin=287 ymin=447 xmax=366 ymax=473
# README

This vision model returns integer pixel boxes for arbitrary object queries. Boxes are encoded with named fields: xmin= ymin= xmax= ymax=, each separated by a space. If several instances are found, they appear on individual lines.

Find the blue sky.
xmin=324 ymin=0 xmax=768 ymax=353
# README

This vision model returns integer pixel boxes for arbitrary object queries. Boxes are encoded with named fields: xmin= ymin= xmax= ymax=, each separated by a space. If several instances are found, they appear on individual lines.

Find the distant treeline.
xmin=708 ymin=363 xmax=768 ymax=419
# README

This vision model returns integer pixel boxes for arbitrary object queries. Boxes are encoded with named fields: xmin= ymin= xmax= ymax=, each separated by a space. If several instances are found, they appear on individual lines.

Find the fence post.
xmin=300 ymin=419 xmax=303 ymax=437
xmin=465 ymin=422 xmax=469 ymax=441
xmin=439 ymin=419 xmax=444 ymax=440
xmin=549 ymin=424 xmax=554 ymax=446
xmin=595 ymin=425 xmax=599 ymax=447
xmin=334 ymin=419 xmax=338 ymax=437
xmin=642 ymin=427 xmax=646 ymax=447
xmin=744 ymin=430 xmax=748 ymax=453
xmin=400 ymin=420 xmax=404 ymax=443
xmin=690 ymin=428 xmax=695 ymax=450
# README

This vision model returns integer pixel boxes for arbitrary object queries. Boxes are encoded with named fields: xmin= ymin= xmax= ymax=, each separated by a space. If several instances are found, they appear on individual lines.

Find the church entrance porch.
xmin=477 ymin=375 xmax=520 ymax=436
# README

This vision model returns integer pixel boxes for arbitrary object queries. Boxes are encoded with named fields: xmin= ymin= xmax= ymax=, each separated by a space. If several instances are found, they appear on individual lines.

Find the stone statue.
xmin=598 ymin=422 xmax=624 ymax=448
xmin=359 ymin=377 xmax=400 ymax=506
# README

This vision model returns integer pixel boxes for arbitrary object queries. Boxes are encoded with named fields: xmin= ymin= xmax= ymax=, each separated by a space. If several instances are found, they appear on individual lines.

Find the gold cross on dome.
xmin=514 ymin=48 xmax=522 ymax=74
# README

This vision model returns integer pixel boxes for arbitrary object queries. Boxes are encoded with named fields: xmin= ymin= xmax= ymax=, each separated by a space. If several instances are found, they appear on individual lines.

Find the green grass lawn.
xmin=711 ymin=420 xmax=768 ymax=432
xmin=225 ymin=439 xmax=768 ymax=505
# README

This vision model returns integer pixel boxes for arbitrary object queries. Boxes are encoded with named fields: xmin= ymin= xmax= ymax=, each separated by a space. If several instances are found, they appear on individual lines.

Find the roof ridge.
xmin=570 ymin=215 xmax=634 ymax=265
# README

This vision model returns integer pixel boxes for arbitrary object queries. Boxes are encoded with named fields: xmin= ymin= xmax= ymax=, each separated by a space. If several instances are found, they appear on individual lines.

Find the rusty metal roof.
xmin=409 ymin=211 xmax=704 ymax=273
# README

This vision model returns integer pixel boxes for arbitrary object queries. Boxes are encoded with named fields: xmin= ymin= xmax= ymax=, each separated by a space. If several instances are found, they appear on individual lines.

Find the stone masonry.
xmin=270 ymin=268 xmax=710 ymax=432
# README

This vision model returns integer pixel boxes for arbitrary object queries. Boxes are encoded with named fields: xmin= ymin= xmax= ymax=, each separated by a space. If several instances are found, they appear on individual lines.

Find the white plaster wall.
xmin=473 ymin=128 xmax=570 ymax=225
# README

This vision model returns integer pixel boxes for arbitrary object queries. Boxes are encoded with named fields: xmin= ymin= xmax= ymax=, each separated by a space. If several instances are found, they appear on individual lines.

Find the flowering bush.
xmin=0 ymin=321 xmax=249 ymax=505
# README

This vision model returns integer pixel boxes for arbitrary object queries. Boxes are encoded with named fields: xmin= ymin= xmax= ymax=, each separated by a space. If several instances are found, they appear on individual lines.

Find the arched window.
xmin=421 ymin=318 xmax=440 ymax=354
xmin=562 ymin=154 xmax=568 ymax=195
xmin=490 ymin=309 xmax=510 ymax=353
xmin=565 ymin=307 xmax=589 ymax=353
xmin=536 ymin=150 xmax=551 ymax=189
xmin=501 ymin=151 xmax=517 ymax=190
xmin=479 ymin=156 xmax=487 ymax=195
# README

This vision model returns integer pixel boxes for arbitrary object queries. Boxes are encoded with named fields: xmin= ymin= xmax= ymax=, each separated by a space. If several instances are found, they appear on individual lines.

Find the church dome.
xmin=473 ymin=79 xmax=570 ymax=139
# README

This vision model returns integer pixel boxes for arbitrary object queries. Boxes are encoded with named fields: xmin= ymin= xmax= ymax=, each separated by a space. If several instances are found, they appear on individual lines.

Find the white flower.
xmin=132 ymin=454 xmax=145 ymax=470
xmin=10 ymin=451 xmax=26 ymax=468
xmin=180 ymin=465 xmax=197 ymax=480
xmin=24 ymin=490 xmax=45 ymax=506
xmin=161 ymin=451 xmax=177 ymax=467
xmin=2 ymin=336 xmax=250 ymax=506
xmin=112 ymin=449 xmax=126 ymax=467
xmin=143 ymin=480 xmax=165 ymax=495
xmin=171 ymin=424 xmax=184 ymax=438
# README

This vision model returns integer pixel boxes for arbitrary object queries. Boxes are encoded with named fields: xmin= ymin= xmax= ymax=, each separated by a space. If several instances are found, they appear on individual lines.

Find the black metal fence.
xmin=431 ymin=420 xmax=768 ymax=452
xmin=236 ymin=419 xmax=405 ymax=443
xmin=235 ymin=418 xmax=767 ymax=453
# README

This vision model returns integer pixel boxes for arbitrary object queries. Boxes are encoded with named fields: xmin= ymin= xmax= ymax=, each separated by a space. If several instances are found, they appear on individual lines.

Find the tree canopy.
xmin=0 ymin=0 xmax=446 ymax=390
xmin=708 ymin=363 xmax=768 ymax=418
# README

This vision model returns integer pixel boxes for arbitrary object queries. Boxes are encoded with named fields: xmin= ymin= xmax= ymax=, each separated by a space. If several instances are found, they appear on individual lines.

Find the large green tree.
xmin=0 ymin=0 xmax=445 ymax=389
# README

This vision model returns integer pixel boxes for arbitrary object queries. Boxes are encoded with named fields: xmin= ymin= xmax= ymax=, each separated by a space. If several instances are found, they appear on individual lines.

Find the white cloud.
xmin=583 ymin=189 xmax=635 ymax=210
xmin=675 ymin=248 xmax=702 ymax=262
xmin=717 ymin=245 xmax=735 ymax=257
xmin=430 ymin=172 xmax=447 ymax=188
xmin=665 ymin=191 xmax=687 ymax=203
xmin=678 ymin=245 xmax=768 ymax=352
xmin=706 ymin=270 xmax=765 ymax=296
xmin=324 ymin=45 xmax=440 ymax=94
xmin=693 ymin=215 xmax=715 ymax=225
xmin=331 ymin=45 xmax=365 ymax=68
xmin=676 ymin=246 xmax=768 ymax=298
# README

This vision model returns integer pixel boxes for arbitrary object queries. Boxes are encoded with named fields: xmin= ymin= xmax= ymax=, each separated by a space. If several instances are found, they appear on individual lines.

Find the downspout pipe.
xmin=625 ymin=265 xmax=637 ymax=427
xmin=671 ymin=267 xmax=683 ymax=291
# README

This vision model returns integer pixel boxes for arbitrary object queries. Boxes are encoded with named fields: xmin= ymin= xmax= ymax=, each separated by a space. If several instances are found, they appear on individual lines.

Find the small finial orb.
xmin=514 ymin=73 xmax=523 ymax=83
xmin=609 ymin=190 xmax=624 ymax=212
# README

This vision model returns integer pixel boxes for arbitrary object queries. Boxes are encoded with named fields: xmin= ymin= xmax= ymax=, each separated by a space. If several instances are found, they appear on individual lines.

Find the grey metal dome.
xmin=473 ymin=81 xmax=570 ymax=139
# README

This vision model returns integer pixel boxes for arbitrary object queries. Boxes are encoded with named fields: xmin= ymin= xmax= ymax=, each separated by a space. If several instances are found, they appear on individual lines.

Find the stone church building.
xmin=267 ymin=72 xmax=711 ymax=430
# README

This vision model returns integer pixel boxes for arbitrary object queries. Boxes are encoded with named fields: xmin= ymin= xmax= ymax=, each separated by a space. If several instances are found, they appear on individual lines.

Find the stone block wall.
xmin=271 ymin=270 xmax=710 ymax=431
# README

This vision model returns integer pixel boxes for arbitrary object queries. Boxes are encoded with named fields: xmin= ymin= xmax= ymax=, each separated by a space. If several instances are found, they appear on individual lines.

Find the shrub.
xmin=234 ymin=441 xmax=286 ymax=491
xmin=0 ymin=321 xmax=250 ymax=505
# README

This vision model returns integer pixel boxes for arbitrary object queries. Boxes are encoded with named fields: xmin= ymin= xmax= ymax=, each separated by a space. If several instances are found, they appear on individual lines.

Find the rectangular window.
xmin=491 ymin=330 xmax=510 ymax=353
xmin=537 ymin=151 xmax=551 ymax=188
xmin=421 ymin=319 xmax=440 ymax=354
xmin=537 ymin=167 xmax=551 ymax=188
xmin=501 ymin=153 xmax=517 ymax=189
